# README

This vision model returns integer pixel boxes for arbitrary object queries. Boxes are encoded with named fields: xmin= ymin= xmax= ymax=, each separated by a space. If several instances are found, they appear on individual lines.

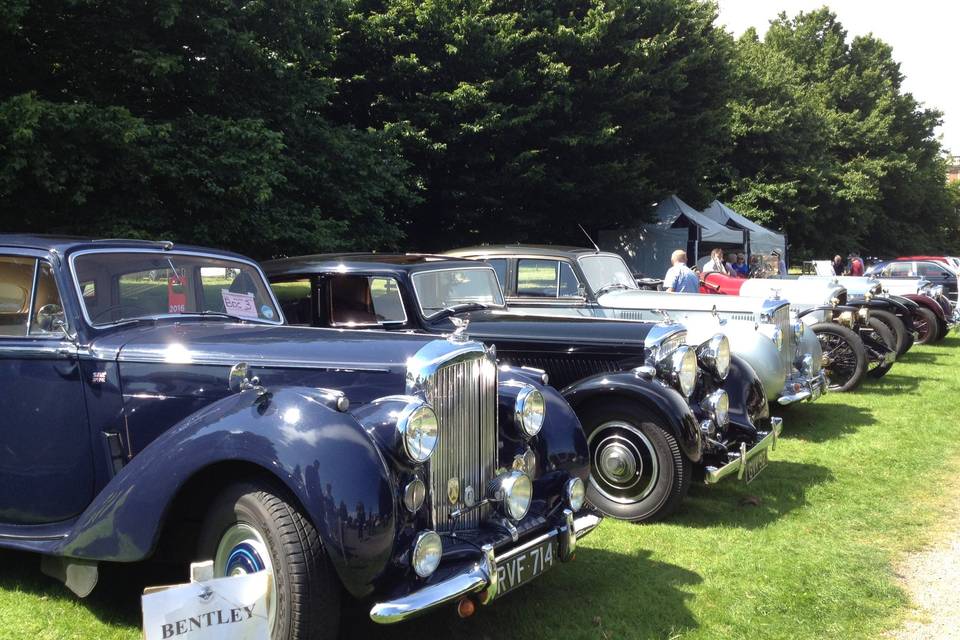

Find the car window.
xmin=29 ymin=262 xmax=66 ymax=336
xmin=578 ymin=254 xmax=638 ymax=292
xmin=0 ymin=256 xmax=37 ymax=337
xmin=328 ymin=275 xmax=406 ymax=326
xmin=411 ymin=268 xmax=505 ymax=318
xmin=517 ymin=259 xmax=560 ymax=297
xmin=73 ymin=251 xmax=281 ymax=325
xmin=559 ymin=262 xmax=582 ymax=297
xmin=883 ymin=262 xmax=912 ymax=277
xmin=272 ymin=278 xmax=313 ymax=325
xmin=486 ymin=259 xmax=508 ymax=291
xmin=917 ymin=262 xmax=947 ymax=277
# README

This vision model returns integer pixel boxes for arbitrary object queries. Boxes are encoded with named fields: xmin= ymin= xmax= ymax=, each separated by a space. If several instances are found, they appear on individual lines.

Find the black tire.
xmin=865 ymin=317 xmax=896 ymax=379
xmin=198 ymin=481 xmax=340 ymax=640
xmin=869 ymin=309 xmax=908 ymax=357
xmin=581 ymin=399 xmax=691 ymax=523
xmin=912 ymin=307 xmax=939 ymax=345
xmin=812 ymin=322 xmax=867 ymax=392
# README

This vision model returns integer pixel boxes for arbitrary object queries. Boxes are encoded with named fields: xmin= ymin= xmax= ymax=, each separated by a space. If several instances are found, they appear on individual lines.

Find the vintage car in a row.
xmin=263 ymin=254 xmax=783 ymax=524
xmin=443 ymin=245 xmax=826 ymax=407
xmin=868 ymin=258 xmax=959 ymax=301
xmin=0 ymin=236 xmax=600 ymax=638
xmin=700 ymin=272 xmax=898 ymax=392
xmin=805 ymin=260 xmax=957 ymax=344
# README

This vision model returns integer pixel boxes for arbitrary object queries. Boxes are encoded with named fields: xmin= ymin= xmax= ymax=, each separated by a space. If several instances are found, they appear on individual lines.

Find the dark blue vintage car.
xmin=263 ymin=254 xmax=783 ymax=525
xmin=0 ymin=236 xmax=599 ymax=638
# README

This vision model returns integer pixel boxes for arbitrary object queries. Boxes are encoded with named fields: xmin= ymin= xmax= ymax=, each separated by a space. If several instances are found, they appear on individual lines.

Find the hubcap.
xmin=588 ymin=421 xmax=659 ymax=505
xmin=215 ymin=523 xmax=276 ymax=630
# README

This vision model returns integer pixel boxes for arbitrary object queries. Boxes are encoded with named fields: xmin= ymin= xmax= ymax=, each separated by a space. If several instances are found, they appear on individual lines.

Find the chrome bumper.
xmin=369 ymin=510 xmax=602 ymax=624
xmin=777 ymin=370 xmax=828 ymax=405
xmin=704 ymin=417 xmax=783 ymax=484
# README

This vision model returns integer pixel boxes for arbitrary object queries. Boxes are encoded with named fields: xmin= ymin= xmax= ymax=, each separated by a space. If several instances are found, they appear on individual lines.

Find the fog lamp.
xmin=515 ymin=386 xmax=546 ymax=437
xmin=412 ymin=531 xmax=442 ymax=578
xmin=566 ymin=477 xmax=585 ymax=512
xmin=403 ymin=478 xmax=426 ymax=513
xmin=489 ymin=471 xmax=533 ymax=521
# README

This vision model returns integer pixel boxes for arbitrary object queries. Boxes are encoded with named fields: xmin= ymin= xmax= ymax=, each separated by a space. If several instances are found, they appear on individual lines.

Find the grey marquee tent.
xmin=700 ymin=200 xmax=786 ymax=258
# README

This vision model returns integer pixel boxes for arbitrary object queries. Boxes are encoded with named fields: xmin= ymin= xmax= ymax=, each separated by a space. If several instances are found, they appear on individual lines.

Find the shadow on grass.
xmin=773 ymin=399 xmax=876 ymax=443
xmin=0 ymin=550 xmax=183 ymax=631
xmin=2 ymin=545 xmax=700 ymax=640
xmin=679 ymin=460 xmax=833 ymax=530
xmin=854 ymin=373 xmax=920 ymax=395
xmin=343 ymin=546 xmax=701 ymax=640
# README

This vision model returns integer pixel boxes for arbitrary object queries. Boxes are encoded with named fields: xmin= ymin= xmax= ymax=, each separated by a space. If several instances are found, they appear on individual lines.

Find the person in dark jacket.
xmin=833 ymin=255 xmax=844 ymax=276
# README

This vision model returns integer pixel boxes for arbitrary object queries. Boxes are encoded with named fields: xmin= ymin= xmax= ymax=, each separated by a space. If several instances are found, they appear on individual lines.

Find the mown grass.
xmin=3 ymin=337 xmax=960 ymax=639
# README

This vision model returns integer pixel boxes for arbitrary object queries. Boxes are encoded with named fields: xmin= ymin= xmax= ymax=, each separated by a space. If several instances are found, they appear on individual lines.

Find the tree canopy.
xmin=0 ymin=1 xmax=956 ymax=259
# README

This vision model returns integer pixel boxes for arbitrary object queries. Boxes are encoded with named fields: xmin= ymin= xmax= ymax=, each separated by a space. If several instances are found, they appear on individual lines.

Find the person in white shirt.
xmin=701 ymin=248 xmax=734 ymax=276
xmin=664 ymin=250 xmax=701 ymax=293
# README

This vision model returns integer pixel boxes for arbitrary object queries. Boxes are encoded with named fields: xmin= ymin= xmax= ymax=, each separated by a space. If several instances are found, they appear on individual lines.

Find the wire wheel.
xmin=812 ymin=322 xmax=867 ymax=392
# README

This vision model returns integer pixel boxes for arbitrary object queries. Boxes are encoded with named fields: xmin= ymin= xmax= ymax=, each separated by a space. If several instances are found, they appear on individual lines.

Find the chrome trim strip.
xmin=0 ymin=531 xmax=69 ymax=541
xmin=704 ymin=417 xmax=783 ymax=484
xmin=368 ymin=513 xmax=599 ymax=624
xmin=0 ymin=342 xmax=78 ymax=359
xmin=67 ymin=248 xmax=285 ymax=329
xmin=113 ymin=353 xmax=390 ymax=372
xmin=25 ymin=258 xmax=39 ymax=333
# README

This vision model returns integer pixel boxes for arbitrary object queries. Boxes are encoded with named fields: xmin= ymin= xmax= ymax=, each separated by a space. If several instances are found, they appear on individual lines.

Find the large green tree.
xmin=0 ymin=0 xmax=414 ymax=258
xmin=330 ymin=0 xmax=733 ymax=249
xmin=714 ymin=8 xmax=957 ymax=258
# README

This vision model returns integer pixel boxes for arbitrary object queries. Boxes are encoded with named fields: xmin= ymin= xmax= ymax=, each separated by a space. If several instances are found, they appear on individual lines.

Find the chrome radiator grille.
xmin=774 ymin=305 xmax=794 ymax=373
xmin=423 ymin=354 xmax=498 ymax=532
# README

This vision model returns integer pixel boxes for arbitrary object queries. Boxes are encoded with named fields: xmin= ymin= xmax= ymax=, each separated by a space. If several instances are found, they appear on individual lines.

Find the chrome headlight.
xmin=697 ymin=334 xmax=730 ymax=380
xmin=657 ymin=345 xmax=698 ymax=398
xmin=399 ymin=403 xmax=439 ymax=463
xmin=758 ymin=324 xmax=783 ymax=350
xmin=566 ymin=477 xmax=585 ymax=511
xmin=701 ymin=390 xmax=729 ymax=428
xmin=838 ymin=310 xmax=855 ymax=327
xmin=403 ymin=478 xmax=426 ymax=513
xmin=411 ymin=530 xmax=443 ymax=578
xmin=489 ymin=470 xmax=533 ymax=520
xmin=858 ymin=307 xmax=870 ymax=321
xmin=515 ymin=386 xmax=546 ymax=437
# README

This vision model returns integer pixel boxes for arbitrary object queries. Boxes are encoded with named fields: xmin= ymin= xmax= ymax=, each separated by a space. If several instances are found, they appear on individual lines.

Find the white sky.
xmin=716 ymin=0 xmax=960 ymax=155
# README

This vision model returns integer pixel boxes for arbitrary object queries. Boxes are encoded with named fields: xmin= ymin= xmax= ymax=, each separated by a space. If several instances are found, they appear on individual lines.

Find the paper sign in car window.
xmin=221 ymin=290 xmax=259 ymax=319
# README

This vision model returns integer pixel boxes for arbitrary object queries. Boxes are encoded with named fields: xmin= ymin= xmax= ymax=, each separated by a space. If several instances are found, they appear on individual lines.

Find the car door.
xmin=916 ymin=261 xmax=959 ymax=298
xmin=0 ymin=253 xmax=94 ymax=525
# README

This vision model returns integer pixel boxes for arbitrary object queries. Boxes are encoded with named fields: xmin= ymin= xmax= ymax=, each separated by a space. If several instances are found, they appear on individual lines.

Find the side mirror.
xmin=36 ymin=304 xmax=66 ymax=334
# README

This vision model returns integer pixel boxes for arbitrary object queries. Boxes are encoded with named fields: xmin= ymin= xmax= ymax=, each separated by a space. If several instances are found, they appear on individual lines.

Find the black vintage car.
xmin=264 ymin=254 xmax=783 ymax=524
xmin=0 ymin=236 xmax=598 ymax=638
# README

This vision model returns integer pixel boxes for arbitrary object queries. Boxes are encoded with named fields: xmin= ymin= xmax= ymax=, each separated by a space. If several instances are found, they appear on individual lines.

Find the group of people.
xmin=831 ymin=253 xmax=865 ymax=276
xmin=663 ymin=247 xmax=787 ymax=293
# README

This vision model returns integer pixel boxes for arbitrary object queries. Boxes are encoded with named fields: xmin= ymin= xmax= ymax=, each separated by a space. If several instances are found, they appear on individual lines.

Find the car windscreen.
xmin=411 ymin=268 xmax=505 ymax=318
xmin=578 ymin=255 xmax=638 ymax=292
xmin=72 ymin=251 xmax=281 ymax=326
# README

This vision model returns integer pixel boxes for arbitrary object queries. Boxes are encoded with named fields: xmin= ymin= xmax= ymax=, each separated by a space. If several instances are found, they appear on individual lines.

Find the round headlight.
xmin=403 ymin=478 xmax=426 ymax=513
xmin=702 ymin=390 xmax=729 ymax=428
xmin=697 ymin=334 xmax=731 ymax=380
xmin=515 ymin=386 xmax=546 ymax=437
xmin=858 ymin=307 xmax=870 ymax=321
xmin=400 ymin=404 xmax=439 ymax=463
xmin=672 ymin=346 xmax=698 ymax=398
xmin=490 ymin=471 xmax=533 ymax=520
xmin=566 ymin=477 xmax=585 ymax=511
xmin=411 ymin=530 xmax=443 ymax=578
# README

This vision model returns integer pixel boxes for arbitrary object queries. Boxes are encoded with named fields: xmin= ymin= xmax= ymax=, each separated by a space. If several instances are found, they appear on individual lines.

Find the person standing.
xmin=832 ymin=255 xmax=844 ymax=276
xmin=849 ymin=252 xmax=864 ymax=276
xmin=665 ymin=250 xmax=701 ymax=293
xmin=771 ymin=249 xmax=787 ymax=275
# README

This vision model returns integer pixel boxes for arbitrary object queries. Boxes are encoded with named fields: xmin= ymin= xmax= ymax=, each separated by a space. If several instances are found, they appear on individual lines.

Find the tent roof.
xmin=652 ymin=195 xmax=745 ymax=245
xmin=701 ymin=200 xmax=784 ymax=245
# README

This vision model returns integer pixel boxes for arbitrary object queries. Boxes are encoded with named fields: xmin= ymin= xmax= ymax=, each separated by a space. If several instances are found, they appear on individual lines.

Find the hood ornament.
xmin=653 ymin=308 xmax=672 ymax=323
xmin=448 ymin=316 xmax=470 ymax=343
xmin=770 ymin=288 xmax=781 ymax=300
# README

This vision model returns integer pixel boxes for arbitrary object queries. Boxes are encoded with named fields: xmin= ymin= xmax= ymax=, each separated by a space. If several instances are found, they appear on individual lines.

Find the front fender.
xmin=903 ymin=294 xmax=947 ymax=321
xmin=560 ymin=373 xmax=702 ymax=463
xmin=55 ymin=387 xmax=396 ymax=600
xmin=723 ymin=331 xmax=784 ymax=402
xmin=720 ymin=355 xmax=769 ymax=441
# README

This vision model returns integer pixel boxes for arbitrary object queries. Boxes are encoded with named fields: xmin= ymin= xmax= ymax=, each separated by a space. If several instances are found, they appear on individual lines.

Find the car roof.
xmin=0 ymin=234 xmax=252 ymax=261
xmin=262 ymin=253 xmax=489 ymax=278
xmin=446 ymin=244 xmax=617 ymax=259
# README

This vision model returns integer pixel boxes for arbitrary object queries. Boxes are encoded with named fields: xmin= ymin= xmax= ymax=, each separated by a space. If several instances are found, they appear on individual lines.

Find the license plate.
xmin=496 ymin=539 xmax=558 ymax=597
xmin=743 ymin=448 xmax=769 ymax=484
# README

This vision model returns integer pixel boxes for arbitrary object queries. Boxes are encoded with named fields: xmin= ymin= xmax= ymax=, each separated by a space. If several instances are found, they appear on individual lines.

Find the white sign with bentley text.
xmin=142 ymin=570 xmax=270 ymax=640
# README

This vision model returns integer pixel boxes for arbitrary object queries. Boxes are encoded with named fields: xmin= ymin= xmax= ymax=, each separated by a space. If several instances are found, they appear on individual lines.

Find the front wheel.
xmin=912 ymin=307 xmax=939 ymax=345
xmin=869 ymin=309 xmax=909 ymax=357
xmin=812 ymin=322 xmax=867 ymax=392
xmin=864 ymin=317 xmax=896 ymax=379
xmin=198 ymin=481 xmax=340 ymax=640
xmin=582 ymin=400 xmax=691 ymax=523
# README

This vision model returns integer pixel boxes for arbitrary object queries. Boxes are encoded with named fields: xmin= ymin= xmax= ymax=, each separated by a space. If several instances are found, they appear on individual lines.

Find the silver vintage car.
xmin=446 ymin=246 xmax=826 ymax=406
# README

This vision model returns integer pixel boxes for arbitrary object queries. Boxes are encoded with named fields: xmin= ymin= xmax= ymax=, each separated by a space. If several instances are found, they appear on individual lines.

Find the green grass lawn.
xmin=3 ymin=337 xmax=960 ymax=639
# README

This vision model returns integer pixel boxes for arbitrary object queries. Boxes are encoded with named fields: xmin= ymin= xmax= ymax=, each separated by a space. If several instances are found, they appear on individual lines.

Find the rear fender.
xmin=903 ymin=294 xmax=947 ymax=321
xmin=560 ymin=373 xmax=702 ymax=462
xmin=54 ymin=387 xmax=395 ymax=599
